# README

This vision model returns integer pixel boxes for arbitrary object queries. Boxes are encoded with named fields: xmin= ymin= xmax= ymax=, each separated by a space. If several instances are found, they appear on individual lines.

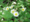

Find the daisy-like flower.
xmin=6 ymin=7 xmax=9 ymax=10
xmin=21 ymin=8 xmax=26 ymax=11
xmin=12 ymin=2 xmax=16 ymax=4
xmin=13 ymin=12 xmax=19 ymax=17
xmin=1 ymin=18 xmax=3 ymax=21
xmin=11 ymin=9 xmax=16 ymax=14
xmin=10 ymin=5 xmax=14 ymax=9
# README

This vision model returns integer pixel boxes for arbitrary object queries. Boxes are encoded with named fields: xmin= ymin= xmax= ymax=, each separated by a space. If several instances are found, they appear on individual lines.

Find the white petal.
xmin=6 ymin=7 xmax=9 ymax=10
xmin=12 ymin=2 xmax=16 ymax=4
xmin=13 ymin=12 xmax=19 ymax=17
xmin=9 ymin=5 xmax=14 ymax=9
xmin=11 ymin=9 xmax=16 ymax=14
xmin=21 ymin=7 xmax=26 ymax=11
xmin=1 ymin=19 xmax=3 ymax=21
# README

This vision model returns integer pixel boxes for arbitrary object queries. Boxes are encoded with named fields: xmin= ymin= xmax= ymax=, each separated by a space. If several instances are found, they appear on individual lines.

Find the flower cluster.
xmin=2 ymin=2 xmax=26 ymax=17
xmin=3 ymin=5 xmax=19 ymax=17
xmin=11 ymin=9 xmax=19 ymax=17
xmin=0 ymin=0 xmax=30 ymax=22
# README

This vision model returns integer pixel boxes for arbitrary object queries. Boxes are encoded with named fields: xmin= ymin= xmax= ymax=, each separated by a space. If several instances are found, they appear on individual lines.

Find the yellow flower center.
xmin=22 ymin=9 xmax=24 ymax=11
xmin=11 ymin=6 xmax=13 ymax=8
xmin=12 ymin=11 xmax=14 ymax=13
xmin=7 ymin=8 xmax=9 ymax=10
xmin=15 ymin=13 xmax=17 ymax=16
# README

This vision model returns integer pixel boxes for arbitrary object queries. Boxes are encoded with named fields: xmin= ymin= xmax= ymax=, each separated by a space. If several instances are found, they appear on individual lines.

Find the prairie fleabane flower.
xmin=15 ymin=13 xmax=17 ymax=16
xmin=1 ymin=18 xmax=3 ymax=21
xmin=10 ymin=5 xmax=14 ymax=9
xmin=6 ymin=7 xmax=9 ymax=10
xmin=11 ymin=9 xmax=16 ymax=14
xmin=22 ymin=9 xmax=24 ymax=11
xmin=12 ymin=2 xmax=16 ymax=4
xmin=21 ymin=8 xmax=26 ymax=11
xmin=13 ymin=12 xmax=19 ymax=17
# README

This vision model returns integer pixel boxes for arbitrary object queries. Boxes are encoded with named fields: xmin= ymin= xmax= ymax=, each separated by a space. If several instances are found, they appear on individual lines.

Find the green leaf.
xmin=9 ymin=20 xmax=13 ymax=22
xmin=2 ymin=10 xmax=13 ymax=19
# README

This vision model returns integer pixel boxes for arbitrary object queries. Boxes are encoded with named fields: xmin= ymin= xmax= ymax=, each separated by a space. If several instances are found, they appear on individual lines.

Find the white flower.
xmin=12 ymin=2 xmax=16 ymax=4
xmin=3 ymin=7 xmax=9 ymax=10
xmin=11 ymin=9 xmax=16 ymax=14
xmin=6 ymin=7 xmax=9 ymax=10
xmin=13 ymin=12 xmax=19 ymax=17
xmin=21 ymin=8 xmax=26 ymax=11
xmin=10 ymin=5 xmax=14 ymax=9
xmin=1 ymin=18 xmax=3 ymax=21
